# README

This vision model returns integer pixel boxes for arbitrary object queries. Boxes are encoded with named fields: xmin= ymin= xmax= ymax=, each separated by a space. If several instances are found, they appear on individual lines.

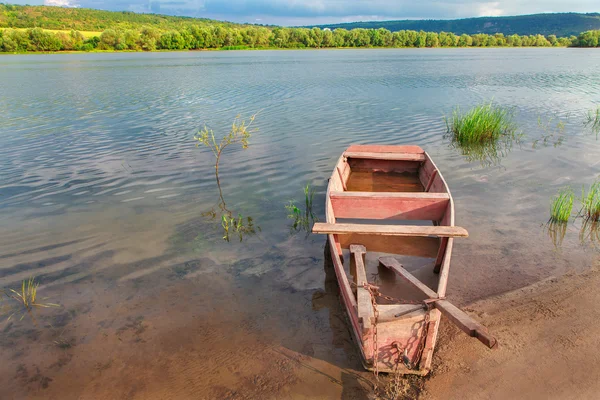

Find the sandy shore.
xmin=422 ymin=261 xmax=600 ymax=400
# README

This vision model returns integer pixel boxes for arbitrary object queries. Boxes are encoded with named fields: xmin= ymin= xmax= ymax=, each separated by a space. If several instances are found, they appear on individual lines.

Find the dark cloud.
xmin=15 ymin=0 xmax=600 ymax=25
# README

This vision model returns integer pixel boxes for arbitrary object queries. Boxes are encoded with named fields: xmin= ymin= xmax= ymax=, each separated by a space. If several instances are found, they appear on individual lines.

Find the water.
xmin=0 ymin=48 xmax=599 ymax=398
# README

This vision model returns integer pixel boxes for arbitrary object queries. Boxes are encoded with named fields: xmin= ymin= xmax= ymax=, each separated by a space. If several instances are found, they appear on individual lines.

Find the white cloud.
xmin=477 ymin=2 xmax=504 ymax=16
xmin=9 ymin=0 xmax=598 ymax=25
xmin=44 ymin=0 xmax=80 ymax=7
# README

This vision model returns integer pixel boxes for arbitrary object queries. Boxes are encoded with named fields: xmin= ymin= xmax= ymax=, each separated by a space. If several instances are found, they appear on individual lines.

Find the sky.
xmin=14 ymin=0 xmax=600 ymax=25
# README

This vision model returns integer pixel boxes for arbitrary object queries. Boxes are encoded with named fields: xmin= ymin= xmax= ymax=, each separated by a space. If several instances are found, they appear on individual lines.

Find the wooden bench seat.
xmin=344 ymin=151 xmax=426 ymax=162
xmin=312 ymin=223 xmax=469 ymax=238
xmin=330 ymin=191 xmax=449 ymax=220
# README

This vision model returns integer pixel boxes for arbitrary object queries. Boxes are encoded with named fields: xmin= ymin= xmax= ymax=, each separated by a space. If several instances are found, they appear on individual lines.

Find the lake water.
xmin=1 ymin=48 xmax=599 ymax=399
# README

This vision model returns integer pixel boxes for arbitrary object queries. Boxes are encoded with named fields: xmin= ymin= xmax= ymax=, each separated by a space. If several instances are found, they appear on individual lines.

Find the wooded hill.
xmin=312 ymin=13 xmax=600 ymax=37
xmin=0 ymin=3 xmax=241 ymax=31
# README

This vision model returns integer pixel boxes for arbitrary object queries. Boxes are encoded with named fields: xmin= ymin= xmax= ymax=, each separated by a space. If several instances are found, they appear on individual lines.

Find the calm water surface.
xmin=0 ymin=49 xmax=599 ymax=399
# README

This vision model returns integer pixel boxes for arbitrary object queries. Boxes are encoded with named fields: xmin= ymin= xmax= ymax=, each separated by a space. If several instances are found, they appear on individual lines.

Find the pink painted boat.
xmin=313 ymin=145 xmax=496 ymax=375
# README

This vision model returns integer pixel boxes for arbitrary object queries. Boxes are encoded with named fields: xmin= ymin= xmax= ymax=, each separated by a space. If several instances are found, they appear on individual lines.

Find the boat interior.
xmin=316 ymin=145 xmax=466 ymax=302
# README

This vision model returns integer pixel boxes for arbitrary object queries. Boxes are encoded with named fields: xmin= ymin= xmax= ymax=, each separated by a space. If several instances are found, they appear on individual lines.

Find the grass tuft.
xmin=584 ymin=106 xmax=600 ymax=135
xmin=286 ymin=183 xmax=318 ymax=234
xmin=1 ymin=277 xmax=60 ymax=323
xmin=446 ymin=102 xmax=517 ymax=145
xmin=580 ymin=180 xmax=600 ymax=221
xmin=549 ymin=187 xmax=574 ymax=223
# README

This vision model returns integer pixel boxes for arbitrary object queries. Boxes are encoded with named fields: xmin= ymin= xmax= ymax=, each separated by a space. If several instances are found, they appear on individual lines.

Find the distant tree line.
xmin=1 ymin=26 xmax=599 ymax=53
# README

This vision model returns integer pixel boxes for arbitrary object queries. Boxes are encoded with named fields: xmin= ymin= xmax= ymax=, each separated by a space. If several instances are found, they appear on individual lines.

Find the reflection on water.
xmin=448 ymin=135 xmax=519 ymax=167
xmin=580 ymin=219 xmax=600 ymax=249
xmin=544 ymin=221 xmax=568 ymax=249
xmin=1 ymin=49 xmax=600 ymax=398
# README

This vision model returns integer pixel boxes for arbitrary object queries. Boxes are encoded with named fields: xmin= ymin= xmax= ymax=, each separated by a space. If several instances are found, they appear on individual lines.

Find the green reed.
xmin=445 ymin=102 xmax=517 ymax=145
xmin=580 ymin=180 xmax=600 ymax=221
xmin=584 ymin=106 xmax=600 ymax=135
xmin=220 ymin=213 xmax=258 ymax=242
xmin=1 ymin=277 xmax=60 ymax=323
xmin=533 ymin=114 xmax=567 ymax=148
xmin=549 ymin=187 xmax=574 ymax=223
xmin=195 ymin=114 xmax=261 ymax=242
xmin=286 ymin=182 xmax=318 ymax=234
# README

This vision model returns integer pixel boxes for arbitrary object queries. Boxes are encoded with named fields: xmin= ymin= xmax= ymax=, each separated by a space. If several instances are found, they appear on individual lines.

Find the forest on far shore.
xmin=2 ymin=26 xmax=600 ymax=53
xmin=1 ymin=4 xmax=600 ymax=52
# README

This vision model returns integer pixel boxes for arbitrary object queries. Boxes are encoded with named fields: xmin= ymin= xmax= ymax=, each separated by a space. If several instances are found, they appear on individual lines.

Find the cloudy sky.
xmin=17 ymin=0 xmax=600 ymax=25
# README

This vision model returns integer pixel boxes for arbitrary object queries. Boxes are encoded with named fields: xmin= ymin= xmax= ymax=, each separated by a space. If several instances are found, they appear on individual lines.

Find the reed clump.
xmin=549 ymin=187 xmax=574 ymax=223
xmin=446 ymin=102 xmax=517 ymax=145
xmin=286 ymin=182 xmax=318 ymax=234
xmin=585 ymin=106 xmax=600 ymax=135
xmin=580 ymin=180 xmax=600 ymax=221
xmin=1 ymin=277 xmax=59 ymax=322
xmin=534 ymin=114 xmax=567 ymax=148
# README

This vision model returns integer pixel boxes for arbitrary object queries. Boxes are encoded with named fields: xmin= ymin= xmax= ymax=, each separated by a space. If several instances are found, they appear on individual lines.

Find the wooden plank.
xmin=344 ymin=151 xmax=426 ymax=162
xmin=437 ymin=237 xmax=454 ymax=297
xmin=347 ymin=158 xmax=420 ymax=174
xmin=425 ymin=169 xmax=438 ymax=192
xmin=313 ymin=223 xmax=469 ymax=238
xmin=330 ymin=191 xmax=450 ymax=221
xmin=433 ymin=237 xmax=448 ymax=274
xmin=418 ymin=157 xmax=437 ymax=188
xmin=418 ymin=310 xmax=440 ymax=371
xmin=336 ymin=167 xmax=348 ymax=191
xmin=377 ymin=304 xmax=425 ymax=322
xmin=378 ymin=257 xmax=438 ymax=298
xmin=346 ymin=145 xmax=424 ymax=154
xmin=338 ymin=234 xmax=439 ymax=258
xmin=332 ymin=192 xmax=449 ymax=200
xmin=378 ymin=258 xmax=497 ymax=349
xmin=350 ymin=245 xmax=374 ymax=333
xmin=435 ymin=189 xmax=454 ymax=296
xmin=435 ymin=300 xmax=497 ymax=349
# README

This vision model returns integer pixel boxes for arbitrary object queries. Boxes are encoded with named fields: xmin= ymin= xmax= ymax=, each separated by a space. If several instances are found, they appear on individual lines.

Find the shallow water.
xmin=0 ymin=48 xmax=599 ymax=398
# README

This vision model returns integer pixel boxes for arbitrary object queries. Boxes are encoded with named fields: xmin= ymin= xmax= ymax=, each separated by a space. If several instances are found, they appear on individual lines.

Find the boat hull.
xmin=323 ymin=145 xmax=455 ymax=375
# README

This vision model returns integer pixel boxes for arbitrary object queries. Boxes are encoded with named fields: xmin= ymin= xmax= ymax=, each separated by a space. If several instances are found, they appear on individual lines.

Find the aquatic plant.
xmin=1 ymin=277 xmax=59 ymax=323
xmin=584 ymin=106 xmax=600 ymax=136
xmin=286 ymin=183 xmax=318 ymax=234
xmin=195 ymin=114 xmax=257 ymax=184
xmin=549 ymin=187 xmax=574 ymax=223
xmin=221 ymin=214 xmax=258 ymax=242
xmin=195 ymin=114 xmax=260 ymax=242
xmin=533 ymin=114 xmax=567 ymax=148
xmin=445 ymin=102 xmax=517 ymax=145
xmin=580 ymin=180 xmax=600 ymax=221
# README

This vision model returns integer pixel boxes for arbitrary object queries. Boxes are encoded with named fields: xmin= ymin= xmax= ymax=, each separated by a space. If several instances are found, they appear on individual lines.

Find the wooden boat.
xmin=313 ymin=145 xmax=496 ymax=375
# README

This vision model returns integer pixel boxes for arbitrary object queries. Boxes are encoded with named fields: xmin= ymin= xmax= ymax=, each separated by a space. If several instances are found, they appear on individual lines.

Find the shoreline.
xmin=0 ymin=45 xmax=576 ymax=56
xmin=421 ymin=263 xmax=600 ymax=399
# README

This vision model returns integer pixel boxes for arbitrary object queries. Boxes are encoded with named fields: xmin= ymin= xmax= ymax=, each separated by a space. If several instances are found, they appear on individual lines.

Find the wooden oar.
xmin=379 ymin=257 xmax=497 ymax=349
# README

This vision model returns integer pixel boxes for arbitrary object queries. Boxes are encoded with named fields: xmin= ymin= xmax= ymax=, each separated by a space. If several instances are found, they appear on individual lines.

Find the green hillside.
xmin=312 ymin=13 xmax=600 ymax=37
xmin=0 ymin=3 xmax=241 ymax=31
